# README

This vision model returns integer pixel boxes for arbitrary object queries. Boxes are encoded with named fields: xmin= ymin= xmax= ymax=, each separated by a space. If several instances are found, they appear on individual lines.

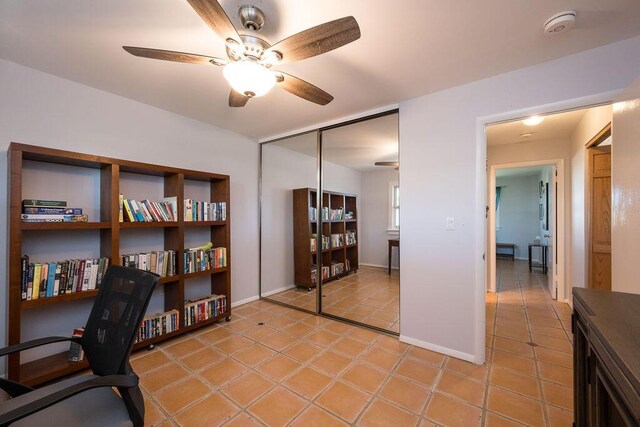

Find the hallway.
xmin=485 ymin=259 xmax=574 ymax=426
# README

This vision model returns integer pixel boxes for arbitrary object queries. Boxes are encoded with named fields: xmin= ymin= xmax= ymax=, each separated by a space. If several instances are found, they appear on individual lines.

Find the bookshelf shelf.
xmin=119 ymin=221 xmax=179 ymax=229
xmin=8 ymin=143 xmax=231 ymax=386
xmin=21 ymin=221 xmax=112 ymax=231
xmin=293 ymin=188 xmax=358 ymax=290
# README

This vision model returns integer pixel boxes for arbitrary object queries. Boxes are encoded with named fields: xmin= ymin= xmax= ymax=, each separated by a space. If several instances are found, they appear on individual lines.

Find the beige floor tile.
xmin=445 ymin=357 xmax=489 ymax=382
xmin=181 ymin=347 xmax=225 ymax=371
xmin=492 ymin=349 xmax=537 ymax=376
xmin=535 ymin=347 xmax=573 ymax=369
xmin=531 ymin=334 xmax=573 ymax=353
xmin=284 ymin=341 xmax=323 ymax=362
xmin=487 ymin=386 xmax=545 ymax=427
xmin=310 ymin=350 xmax=352 ymax=376
xmin=223 ymin=412 xmax=262 ymax=427
xmin=424 ymin=392 xmax=482 ymax=427
xmin=291 ymin=405 xmax=348 ymax=427
xmin=379 ymin=375 xmax=431 ymax=413
xmin=232 ymin=343 xmax=276 ymax=367
xmin=283 ymin=366 xmax=333 ymax=399
xmin=436 ymin=371 xmax=485 ymax=406
xmin=348 ymin=327 xmax=382 ymax=344
xmin=542 ymin=381 xmax=573 ymax=410
xmin=201 ymin=358 xmax=248 ymax=387
xmin=323 ymin=320 xmax=355 ymax=335
xmin=131 ymin=350 xmax=171 ymax=374
xmin=493 ymin=336 xmax=535 ymax=358
xmin=358 ymin=398 xmax=420 ymax=427
xmin=199 ymin=327 xmax=234 ymax=344
xmin=485 ymin=412 xmax=526 ymax=426
xmin=405 ymin=346 xmax=446 ymax=367
xmin=316 ymin=381 xmax=372 ymax=423
xmin=164 ymin=338 xmax=206 ymax=359
xmin=537 ymin=361 xmax=573 ymax=387
xmin=490 ymin=365 xmax=541 ymax=400
xmin=141 ymin=363 xmax=190 ymax=393
xmin=395 ymin=358 xmax=441 ymax=388
xmin=221 ymin=371 xmax=274 ymax=407
xmin=241 ymin=324 xmax=277 ymax=342
xmin=283 ymin=322 xmax=316 ymax=338
xmin=260 ymin=331 xmax=299 ymax=351
xmin=248 ymin=387 xmax=307 ymax=427
xmin=174 ymin=392 xmax=239 ymax=427
xmin=143 ymin=395 xmax=167 ymax=426
xmin=340 ymin=362 xmax=388 ymax=393
xmin=256 ymin=354 xmax=302 ymax=382
xmin=332 ymin=336 xmax=369 ymax=358
xmin=307 ymin=330 xmax=342 ymax=347
xmin=155 ymin=376 xmax=211 ymax=415
xmin=361 ymin=347 xmax=402 ymax=371
xmin=546 ymin=405 xmax=574 ymax=427
xmin=215 ymin=336 xmax=255 ymax=354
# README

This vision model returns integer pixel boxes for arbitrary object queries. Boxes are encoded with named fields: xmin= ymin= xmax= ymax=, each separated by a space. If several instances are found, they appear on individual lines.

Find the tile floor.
xmin=264 ymin=266 xmax=400 ymax=332
xmin=134 ymin=259 xmax=573 ymax=426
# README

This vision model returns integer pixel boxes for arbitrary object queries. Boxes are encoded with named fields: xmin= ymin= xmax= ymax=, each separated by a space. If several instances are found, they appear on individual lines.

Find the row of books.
xmin=134 ymin=310 xmax=179 ymax=344
xmin=184 ymin=294 xmax=227 ymax=327
xmin=331 ymin=261 xmax=345 ymax=276
xmin=22 ymin=198 xmax=88 ymax=223
xmin=308 ymin=206 xmax=354 ymax=222
xmin=329 ymin=207 xmax=343 ymax=220
xmin=121 ymin=195 xmax=177 ymax=223
xmin=310 ymin=234 xmax=331 ymax=252
xmin=121 ymin=251 xmax=177 ymax=278
xmin=331 ymin=233 xmax=344 ymax=248
xmin=20 ymin=256 xmax=110 ymax=301
xmin=184 ymin=245 xmax=227 ymax=274
xmin=184 ymin=200 xmax=226 ymax=222
xmin=310 ymin=265 xmax=331 ymax=285
xmin=346 ymin=230 xmax=357 ymax=245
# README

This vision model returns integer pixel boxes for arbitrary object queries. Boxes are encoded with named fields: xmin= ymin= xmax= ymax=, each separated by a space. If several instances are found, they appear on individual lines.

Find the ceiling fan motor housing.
xmin=239 ymin=5 xmax=265 ymax=31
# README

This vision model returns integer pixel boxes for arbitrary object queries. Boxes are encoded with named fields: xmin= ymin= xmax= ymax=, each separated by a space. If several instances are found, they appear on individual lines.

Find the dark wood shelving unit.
xmin=8 ymin=143 xmax=231 ymax=386
xmin=293 ymin=188 xmax=358 ymax=290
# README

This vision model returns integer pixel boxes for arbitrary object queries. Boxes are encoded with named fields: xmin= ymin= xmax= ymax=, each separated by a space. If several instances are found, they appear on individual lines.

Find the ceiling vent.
xmin=544 ymin=11 xmax=576 ymax=35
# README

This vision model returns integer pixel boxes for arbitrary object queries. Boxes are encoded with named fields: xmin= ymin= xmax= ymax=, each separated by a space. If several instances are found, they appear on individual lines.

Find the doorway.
xmin=585 ymin=124 xmax=612 ymax=291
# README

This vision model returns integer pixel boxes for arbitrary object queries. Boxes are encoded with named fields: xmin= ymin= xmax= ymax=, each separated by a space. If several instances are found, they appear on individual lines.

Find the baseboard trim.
xmin=231 ymin=295 xmax=260 ymax=308
xmin=399 ymin=335 xmax=479 ymax=364
xmin=360 ymin=262 xmax=399 ymax=270
xmin=261 ymin=285 xmax=296 ymax=297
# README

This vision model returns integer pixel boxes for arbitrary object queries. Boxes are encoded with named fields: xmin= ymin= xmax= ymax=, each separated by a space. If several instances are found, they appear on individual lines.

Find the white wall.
xmin=569 ymin=105 xmax=612 ymax=293
xmin=495 ymin=175 xmax=539 ymax=259
xmin=0 ymin=59 xmax=260 ymax=369
xmin=360 ymin=168 xmax=399 ymax=268
xmin=260 ymin=143 xmax=362 ymax=295
xmin=399 ymin=36 xmax=640 ymax=363
xmin=612 ymin=76 xmax=640 ymax=293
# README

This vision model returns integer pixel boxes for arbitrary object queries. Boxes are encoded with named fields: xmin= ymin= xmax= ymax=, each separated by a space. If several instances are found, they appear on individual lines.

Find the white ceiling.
xmin=2 ymin=1 xmax=640 ymax=140
xmin=266 ymin=113 xmax=398 ymax=172
xmin=486 ymin=108 xmax=588 ymax=146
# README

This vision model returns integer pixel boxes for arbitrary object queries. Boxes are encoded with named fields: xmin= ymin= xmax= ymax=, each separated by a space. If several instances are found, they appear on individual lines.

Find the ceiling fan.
xmin=123 ymin=0 xmax=360 ymax=107
xmin=375 ymin=161 xmax=399 ymax=171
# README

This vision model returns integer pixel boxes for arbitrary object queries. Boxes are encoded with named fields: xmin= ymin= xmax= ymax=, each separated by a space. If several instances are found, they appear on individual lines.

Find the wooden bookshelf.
xmin=293 ymin=188 xmax=358 ymax=290
xmin=7 ymin=143 xmax=231 ymax=386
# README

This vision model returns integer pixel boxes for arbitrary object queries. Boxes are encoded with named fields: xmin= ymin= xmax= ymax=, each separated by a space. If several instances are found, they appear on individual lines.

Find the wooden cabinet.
xmin=8 ymin=143 xmax=231 ymax=385
xmin=573 ymin=288 xmax=640 ymax=426
xmin=292 ymin=188 xmax=358 ymax=289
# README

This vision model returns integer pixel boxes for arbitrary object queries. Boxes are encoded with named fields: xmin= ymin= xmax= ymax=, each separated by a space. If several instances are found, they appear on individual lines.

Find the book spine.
xmin=76 ymin=260 xmax=85 ymax=292
xmin=119 ymin=194 xmax=124 ymax=223
xmin=26 ymin=263 xmax=34 ymax=301
xmin=22 ymin=207 xmax=83 ymax=215
xmin=59 ymin=261 xmax=69 ymax=295
xmin=123 ymin=198 xmax=135 ymax=222
xmin=20 ymin=256 xmax=29 ymax=300
xmin=22 ymin=199 xmax=67 ymax=207
xmin=53 ymin=263 xmax=62 ymax=296
xmin=32 ymin=263 xmax=41 ymax=300
xmin=21 ymin=214 xmax=88 ymax=222
xmin=39 ymin=263 xmax=49 ymax=299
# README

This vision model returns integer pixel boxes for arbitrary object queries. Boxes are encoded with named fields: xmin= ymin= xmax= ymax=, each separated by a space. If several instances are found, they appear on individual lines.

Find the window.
xmin=389 ymin=182 xmax=399 ymax=230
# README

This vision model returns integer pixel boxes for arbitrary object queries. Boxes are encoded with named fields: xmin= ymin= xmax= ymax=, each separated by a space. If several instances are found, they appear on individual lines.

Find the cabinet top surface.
xmin=573 ymin=288 xmax=640 ymax=396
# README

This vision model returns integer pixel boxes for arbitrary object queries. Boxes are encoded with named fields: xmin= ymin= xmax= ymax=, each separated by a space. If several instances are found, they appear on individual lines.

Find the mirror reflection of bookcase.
xmin=293 ymin=187 xmax=358 ymax=290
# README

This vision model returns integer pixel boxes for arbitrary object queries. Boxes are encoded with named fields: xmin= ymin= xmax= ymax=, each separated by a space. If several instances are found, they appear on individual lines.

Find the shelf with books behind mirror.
xmin=260 ymin=130 xmax=319 ymax=313
xmin=320 ymin=111 xmax=399 ymax=334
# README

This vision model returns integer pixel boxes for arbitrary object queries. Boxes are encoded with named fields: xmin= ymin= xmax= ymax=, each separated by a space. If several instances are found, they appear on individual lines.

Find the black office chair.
xmin=0 ymin=266 xmax=158 ymax=426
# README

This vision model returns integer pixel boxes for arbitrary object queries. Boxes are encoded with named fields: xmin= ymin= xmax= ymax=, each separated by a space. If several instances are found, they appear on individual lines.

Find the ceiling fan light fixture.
xmin=523 ymin=116 xmax=544 ymax=126
xmin=223 ymin=60 xmax=276 ymax=97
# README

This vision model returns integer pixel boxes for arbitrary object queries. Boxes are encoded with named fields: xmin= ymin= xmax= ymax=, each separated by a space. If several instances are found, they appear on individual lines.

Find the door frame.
xmin=585 ymin=123 xmax=612 ymax=289
xmin=488 ymin=159 xmax=565 ymax=302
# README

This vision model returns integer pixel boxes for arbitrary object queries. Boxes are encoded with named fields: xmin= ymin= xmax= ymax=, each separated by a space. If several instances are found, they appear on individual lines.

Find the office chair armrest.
xmin=0 ymin=374 xmax=138 ymax=425
xmin=0 ymin=336 xmax=82 ymax=358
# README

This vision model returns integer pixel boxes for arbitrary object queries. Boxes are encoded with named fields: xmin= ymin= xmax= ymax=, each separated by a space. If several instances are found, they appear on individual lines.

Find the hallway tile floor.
xmin=133 ymin=259 xmax=572 ymax=426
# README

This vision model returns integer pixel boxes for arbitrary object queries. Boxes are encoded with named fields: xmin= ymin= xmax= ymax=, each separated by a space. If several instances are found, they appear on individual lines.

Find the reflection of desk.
xmin=528 ymin=243 xmax=548 ymax=274
xmin=388 ymin=239 xmax=399 ymax=275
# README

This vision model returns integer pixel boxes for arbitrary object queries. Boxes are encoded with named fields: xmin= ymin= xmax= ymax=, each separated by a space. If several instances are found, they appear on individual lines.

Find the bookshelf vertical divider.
xmin=7 ymin=143 xmax=231 ymax=386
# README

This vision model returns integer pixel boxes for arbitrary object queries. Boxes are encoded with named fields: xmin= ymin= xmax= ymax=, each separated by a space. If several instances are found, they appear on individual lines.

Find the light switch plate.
xmin=446 ymin=217 xmax=455 ymax=230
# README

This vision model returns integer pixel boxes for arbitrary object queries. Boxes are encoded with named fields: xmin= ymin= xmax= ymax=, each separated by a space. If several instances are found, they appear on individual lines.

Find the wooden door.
xmin=588 ymin=145 xmax=612 ymax=291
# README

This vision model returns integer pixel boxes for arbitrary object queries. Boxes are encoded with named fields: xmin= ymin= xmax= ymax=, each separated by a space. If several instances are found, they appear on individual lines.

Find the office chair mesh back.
xmin=82 ymin=266 xmax=158 ymax=377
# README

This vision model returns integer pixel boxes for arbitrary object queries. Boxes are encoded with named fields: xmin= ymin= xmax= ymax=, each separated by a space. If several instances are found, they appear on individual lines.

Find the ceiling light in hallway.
xmin=523 ymin=116 xmax=544 ymax=126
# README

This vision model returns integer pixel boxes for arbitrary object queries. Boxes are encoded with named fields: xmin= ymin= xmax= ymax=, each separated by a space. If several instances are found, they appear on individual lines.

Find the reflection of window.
xmin=389 ymin=182 xmax=399 ymax=229
xmin=496 ymin=186 xmax=502 ymax=230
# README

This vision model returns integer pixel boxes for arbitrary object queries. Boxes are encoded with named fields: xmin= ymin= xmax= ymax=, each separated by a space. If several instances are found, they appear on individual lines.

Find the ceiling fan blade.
xmin=229 ymin=89 xmax=250 ymax=107
xmin=266 ymin=16 xmax=360 ymax=64
xmin=186 ymin=0 xmax=243 ymax=46
xmin=275 ymin=72 xmax=333 ymax=105
xmin=122 ymin=46 xmax=227 ymax=66
xmin=374 ymin=162 xmax=400 ymax=167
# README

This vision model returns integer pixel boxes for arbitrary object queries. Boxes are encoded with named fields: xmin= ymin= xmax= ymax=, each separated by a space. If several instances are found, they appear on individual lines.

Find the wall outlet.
xmin=446 ymin=217 xmax=455 ymax=231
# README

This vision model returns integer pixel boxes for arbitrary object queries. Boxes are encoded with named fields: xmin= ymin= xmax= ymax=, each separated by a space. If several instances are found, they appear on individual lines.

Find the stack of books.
xmin=20 ymin=256 xmax=110 ymax=300
xmin=121 ymin=195 xmax=177 ymax=222
xmin=184 ymin=294 xmax=227 ymax=326
xmin=331 ymin=261 xmax=345 ymax=277
xmin=121 ymin=251 xmax=176 ymax=277
xmin=135 ymin=310 xmax=179 ymax=343
xmin=309 ymin=207 xmax=317 ymax=221
xmin=346 ymin=230 xmax=357 ymax=245
xmin=183 ymin=199 xmax=226 ymax=221
xmin=21 ymin=199 xmax=87 ymax=223
xmin=184 ymin=243 xmax=227 ymax=274
xmin=329 ymin=208 xmax=343 ymax=220
xmin=331 ymin=233 xmax=344 ymax=248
